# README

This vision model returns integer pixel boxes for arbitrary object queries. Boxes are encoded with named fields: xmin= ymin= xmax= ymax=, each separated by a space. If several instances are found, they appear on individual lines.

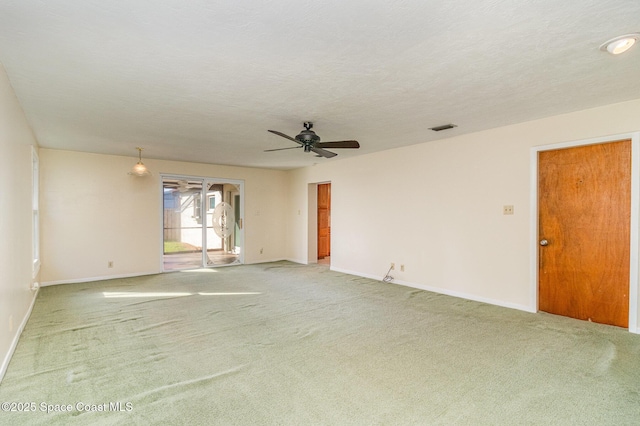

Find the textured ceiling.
xmin=0 ymin=0 xmax=639 ymax=170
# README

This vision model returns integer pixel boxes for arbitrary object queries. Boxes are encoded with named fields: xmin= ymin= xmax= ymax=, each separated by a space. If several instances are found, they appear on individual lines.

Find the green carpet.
xmin=1 ymin=261 xmax=639 ymax=425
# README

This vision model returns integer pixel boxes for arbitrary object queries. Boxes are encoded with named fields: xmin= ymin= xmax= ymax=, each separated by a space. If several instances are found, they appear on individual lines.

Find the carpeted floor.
xmin=1 ymin=261 xmax=639 ymax=425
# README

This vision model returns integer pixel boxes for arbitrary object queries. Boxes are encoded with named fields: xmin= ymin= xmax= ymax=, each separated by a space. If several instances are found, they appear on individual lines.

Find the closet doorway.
xmin=318 ymin=183 xmax=331 ymax=263
xmin=162 ymin=175 xmax=244 ymax=271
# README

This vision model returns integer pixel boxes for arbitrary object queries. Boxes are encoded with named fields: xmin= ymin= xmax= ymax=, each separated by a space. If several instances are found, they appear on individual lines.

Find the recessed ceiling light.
xmin=600 ymin=33 xmax=640 ymax=55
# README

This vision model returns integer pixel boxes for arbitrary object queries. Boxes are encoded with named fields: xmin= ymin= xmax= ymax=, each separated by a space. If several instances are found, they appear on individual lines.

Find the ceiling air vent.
xmin=429 ymin=124 xmax=457 ymax=132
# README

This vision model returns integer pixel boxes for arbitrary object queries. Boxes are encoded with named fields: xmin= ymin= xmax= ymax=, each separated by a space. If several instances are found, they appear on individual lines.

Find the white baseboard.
xmin=40 ymin=271 xmax=160 ymax=287
xmin=40 ymin=261 xmax=304 ymax=286
xmin=43 ymin=264 xmax=535 ymax=314
xmin=285 ymin=258 xmax=308 ymax=265
xmin=330 ymin=266 xmax=535 ymax=314
xmin=0 ymin=288 xmax=39 ymax=383
xmin=330 ymin=266 xmax=384 ymax=281
xmin=246 ymin=258 xmax=288 ymax=265
xmin=41 ymin=261 xmax=304 ymax=286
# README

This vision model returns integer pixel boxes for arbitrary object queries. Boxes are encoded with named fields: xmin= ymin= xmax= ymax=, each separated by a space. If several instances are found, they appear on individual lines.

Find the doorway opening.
xmin=317 ymin=183 xmax=331 ymax=265
xmin=162 ymin=175 xmax=244 ymax=271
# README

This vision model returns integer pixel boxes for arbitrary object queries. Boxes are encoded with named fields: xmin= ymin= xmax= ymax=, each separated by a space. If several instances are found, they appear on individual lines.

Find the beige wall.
xmin=287 ymin=98 xmax=640 ymax=331
xmin=0 ymin=64 xmax=39 ymax=378
xmin=40 ymin=150 xmax=288 ymax=284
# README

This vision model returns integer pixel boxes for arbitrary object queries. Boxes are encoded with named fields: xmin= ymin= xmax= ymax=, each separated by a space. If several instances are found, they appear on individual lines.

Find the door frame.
xmin=529 ymin=132 xmax=640 ymax=333
xmin=307 ymin=181 xmax=331 ymax=264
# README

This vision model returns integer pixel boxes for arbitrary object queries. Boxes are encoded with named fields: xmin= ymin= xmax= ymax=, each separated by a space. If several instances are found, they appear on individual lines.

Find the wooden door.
xmin=538 ymin=140 xmax=631 ymax=327
xmin=318 ymin=183 xmax=331 ymax=259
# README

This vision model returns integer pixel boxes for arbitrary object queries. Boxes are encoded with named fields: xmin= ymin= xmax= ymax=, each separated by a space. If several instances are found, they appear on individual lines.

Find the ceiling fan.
xmin=265 ymin=122 xmax=360 ymax=158
xmin=165 ymin=179 xmax=201 ymax=193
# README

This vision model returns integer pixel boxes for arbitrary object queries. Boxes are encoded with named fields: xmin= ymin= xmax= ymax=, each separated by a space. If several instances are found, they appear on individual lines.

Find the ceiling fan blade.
xmin=264 ymin=146 xmax=303 ymax=152
xmin=316 ymin=140 xmax=360 ymax=149
xmin=268 ymin=130 xmax=302 ymax=144
xmin=311 ymin=147 xmax=338 ymax=158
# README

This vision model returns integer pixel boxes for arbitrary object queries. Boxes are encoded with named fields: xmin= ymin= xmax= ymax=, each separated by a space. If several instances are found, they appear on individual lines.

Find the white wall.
xmin=287 ymin=98 xmax=640 ymax=331
xmin=40 ymin=150 xmax=288 ymax=284
xmin=0 ymin=64 xmax=39 ymax=379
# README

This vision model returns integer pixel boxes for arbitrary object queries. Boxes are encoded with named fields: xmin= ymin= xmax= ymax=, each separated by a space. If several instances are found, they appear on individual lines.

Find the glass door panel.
xmin=162 ymin=179 xmax=204 ymax=271
xmin=205 ymin=181 xmax=241 ymax=266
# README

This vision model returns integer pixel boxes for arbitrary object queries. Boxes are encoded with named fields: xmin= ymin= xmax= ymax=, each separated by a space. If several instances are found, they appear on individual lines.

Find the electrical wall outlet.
xmin=503 ymin=205 xmax=514 ymax=215
xmin=400 ymin=265 xmax=405 ymax=272
xmin=260 ymin=248 xmax=263 ymax=254
xmin=391 ymin=263 xmax=395 ymax=270
xmin=108 ymin=261 xmax=114 ymax=268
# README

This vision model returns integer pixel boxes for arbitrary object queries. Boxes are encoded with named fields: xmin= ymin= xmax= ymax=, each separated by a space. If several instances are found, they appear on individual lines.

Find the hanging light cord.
xmin=382 ymin=265 xmax=394 ymax=283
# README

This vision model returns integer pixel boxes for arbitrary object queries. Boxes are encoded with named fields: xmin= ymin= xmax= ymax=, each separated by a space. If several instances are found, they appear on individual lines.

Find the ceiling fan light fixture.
xmin=129 ymin=147 xmax=151 ymax=177
xmin=600 ymin=34 xmax=639 ymax=55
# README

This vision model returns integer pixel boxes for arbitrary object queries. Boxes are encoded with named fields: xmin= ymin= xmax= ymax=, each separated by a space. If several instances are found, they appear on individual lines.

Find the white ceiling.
xmin=1 ymin=0 xmax=639 ymax=170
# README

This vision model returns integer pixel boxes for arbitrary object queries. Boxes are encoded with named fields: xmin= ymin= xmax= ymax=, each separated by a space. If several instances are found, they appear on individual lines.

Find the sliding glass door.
xmin=162 ymin=175 xmax=243 ymax=271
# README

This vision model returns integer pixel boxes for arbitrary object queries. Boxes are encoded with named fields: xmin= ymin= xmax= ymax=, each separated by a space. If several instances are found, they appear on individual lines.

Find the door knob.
xmin=539 ymin=239 xmax=549 ymax=246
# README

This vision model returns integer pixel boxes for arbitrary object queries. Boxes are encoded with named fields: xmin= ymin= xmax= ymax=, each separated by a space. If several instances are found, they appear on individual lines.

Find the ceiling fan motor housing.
xmin=296 ymin=129 xmax=321 ymax=144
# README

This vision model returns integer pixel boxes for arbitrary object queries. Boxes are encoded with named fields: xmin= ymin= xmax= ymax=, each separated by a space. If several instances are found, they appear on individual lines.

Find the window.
xmin=32 ymin=147 xmax=40 ymax=277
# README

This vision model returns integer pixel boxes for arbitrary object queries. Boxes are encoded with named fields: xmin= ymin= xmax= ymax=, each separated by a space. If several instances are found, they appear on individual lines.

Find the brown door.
xmin=538 ymin=139 xmax=631 ymax=328
xmin=318 ymin=183 xmax=331 ymax=259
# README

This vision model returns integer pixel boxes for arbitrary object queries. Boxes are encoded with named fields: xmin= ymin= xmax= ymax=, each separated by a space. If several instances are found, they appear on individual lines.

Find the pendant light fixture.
xmin=129 ymin=147 xmax=151 ymax=177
